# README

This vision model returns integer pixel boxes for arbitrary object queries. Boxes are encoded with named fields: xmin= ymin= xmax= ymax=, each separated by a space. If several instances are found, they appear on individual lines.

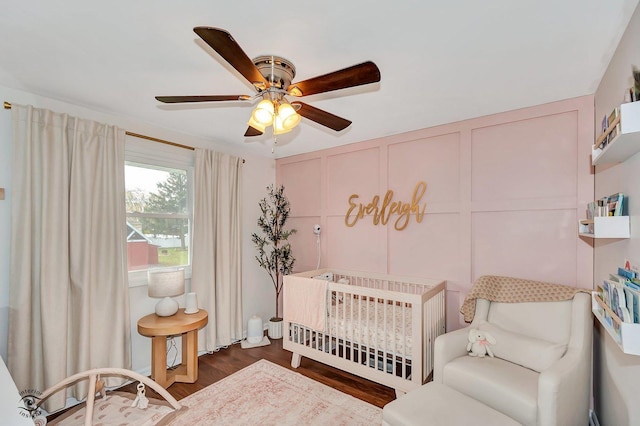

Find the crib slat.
xmin=392 ymin=299 xmax=397 ymax=375
xmin=401 ymin=301 xmax=406 ymax=379
xmin=383 ymin=297 xmax=387 ymax=372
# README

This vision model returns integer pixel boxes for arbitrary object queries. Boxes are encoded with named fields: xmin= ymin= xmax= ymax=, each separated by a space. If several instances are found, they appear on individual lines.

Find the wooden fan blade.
xmin=244 ymin=126 xmax=263 ymax=137
xmin=287 ymin=61 xmax=380 ymax=97
xmin=156 ymin=95 xmax=251 ymax=103
xmin=194 ymin=27 xmax=269 ymax=91
xmin=293 ymin=102 xmax=352 ymax=131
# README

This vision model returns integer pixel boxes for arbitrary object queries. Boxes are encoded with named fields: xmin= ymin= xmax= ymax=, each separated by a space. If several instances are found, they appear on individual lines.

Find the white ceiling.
xmin=0 ymin=1 xmax=638 ymax=158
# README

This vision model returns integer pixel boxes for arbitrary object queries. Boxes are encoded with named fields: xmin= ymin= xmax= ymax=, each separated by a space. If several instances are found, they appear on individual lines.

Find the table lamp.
xmin=148 ymin=268 xmax=185 ymax=317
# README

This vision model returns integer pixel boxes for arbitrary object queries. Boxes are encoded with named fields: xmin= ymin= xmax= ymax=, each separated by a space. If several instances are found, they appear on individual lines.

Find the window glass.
xmin=125 ymin=162 xmax=190 ymax=272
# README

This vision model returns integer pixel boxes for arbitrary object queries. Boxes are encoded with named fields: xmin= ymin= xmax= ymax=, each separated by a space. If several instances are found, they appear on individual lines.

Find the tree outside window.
xmin=125 ymin=163 xmax=190 ymax=271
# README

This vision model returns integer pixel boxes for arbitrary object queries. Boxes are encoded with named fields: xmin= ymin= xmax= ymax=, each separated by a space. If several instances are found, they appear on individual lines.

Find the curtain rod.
xmin=4 ymin=101 xmax=245 ymax=163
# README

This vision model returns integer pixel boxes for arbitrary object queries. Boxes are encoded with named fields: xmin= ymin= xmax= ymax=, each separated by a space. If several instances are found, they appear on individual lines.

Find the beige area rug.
xmin=172 ymin=359 xmax=382 ymax=425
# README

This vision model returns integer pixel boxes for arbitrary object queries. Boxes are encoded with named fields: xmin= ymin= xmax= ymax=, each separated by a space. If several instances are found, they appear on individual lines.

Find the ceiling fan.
xmin=156 ymin=27 xmax=381 ymax=137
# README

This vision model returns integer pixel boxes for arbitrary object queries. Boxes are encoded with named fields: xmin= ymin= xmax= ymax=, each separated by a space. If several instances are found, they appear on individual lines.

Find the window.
xmin=124 ymin=135 xmax=194 ymax=286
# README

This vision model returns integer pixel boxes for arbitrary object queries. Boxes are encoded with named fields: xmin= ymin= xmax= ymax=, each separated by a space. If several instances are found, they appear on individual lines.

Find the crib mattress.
xmin=326 ymin=297 xmax=413 ymax=357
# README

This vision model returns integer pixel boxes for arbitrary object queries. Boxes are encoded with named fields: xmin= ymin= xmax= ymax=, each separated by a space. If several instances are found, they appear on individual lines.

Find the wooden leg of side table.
xmin=151 ymin=336 xmax=169 ymax=388
xmin=176 ymin=329 xmax=198 ymax=383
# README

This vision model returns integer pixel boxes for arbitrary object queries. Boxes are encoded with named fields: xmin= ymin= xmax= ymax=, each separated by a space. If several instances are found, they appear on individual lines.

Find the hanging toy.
xmin=95 ymin=377 xmax=106 ymax=400
xmin=130 ymin=382 xmax=149 ymax=409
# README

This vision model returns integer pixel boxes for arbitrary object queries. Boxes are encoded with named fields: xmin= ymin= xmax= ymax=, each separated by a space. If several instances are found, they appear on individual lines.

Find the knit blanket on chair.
xmin=460 ymin=275 xmax=589 ymax=323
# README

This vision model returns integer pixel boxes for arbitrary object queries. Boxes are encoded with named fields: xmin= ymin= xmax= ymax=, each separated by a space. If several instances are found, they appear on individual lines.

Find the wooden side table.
xmin=137 ymin=309 xmax=208 ymax=388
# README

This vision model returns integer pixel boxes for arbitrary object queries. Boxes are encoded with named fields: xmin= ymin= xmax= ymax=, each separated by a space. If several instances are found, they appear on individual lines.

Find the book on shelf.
xmin=589 ymin=192 xmax=627 ymax=217
xmin=625 ymin=258 xmax=640 ymax=277
xmin=625 ymin=285 xmax=640 ymax=323
xmin=599 ymin=115 xmax=609 ymax=148
xmin=586 ymin=201 xmax=596 ymax=220
xmin=609 ymin=123 xmax=621 ymax=142
xmin=608 ymin=107 xmax=619 ymax=128
xmin=614 ymin=192 xmax=626 ymax=216
xmin=618 ymin=267 xmax=635 ymax=280
xmin=596 ymin=107 xmax=620 ymax=149
xmin=611 ymin=273 xmax=639 ymax=322
xmin=600 ymin=279 xmax=630 ymax=325
xmin=600 ymin=267 xmax=640 ymax=324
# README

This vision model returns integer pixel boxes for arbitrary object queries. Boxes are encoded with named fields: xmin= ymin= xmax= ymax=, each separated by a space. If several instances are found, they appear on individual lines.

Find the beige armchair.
xmin=434 ymin=291 xmax=592 ymax=426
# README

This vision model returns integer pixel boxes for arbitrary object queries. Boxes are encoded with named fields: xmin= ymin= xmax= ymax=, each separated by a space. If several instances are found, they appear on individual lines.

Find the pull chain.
xmin=271 ymin=98 xmax=278 ymax=154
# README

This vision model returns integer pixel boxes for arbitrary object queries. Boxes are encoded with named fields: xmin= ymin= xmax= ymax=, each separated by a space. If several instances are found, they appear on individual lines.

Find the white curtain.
xmin=192 ymin=149 xmax=243 ymax=350
xmin=7 ymin=105 xmax=130 ymax=411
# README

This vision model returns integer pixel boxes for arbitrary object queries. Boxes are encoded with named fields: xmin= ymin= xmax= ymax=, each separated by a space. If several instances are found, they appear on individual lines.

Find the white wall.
xmin=593 ymin=3 xmax=640 ymax=425
xmin=0 ymin=84 xmax=276 ymax=373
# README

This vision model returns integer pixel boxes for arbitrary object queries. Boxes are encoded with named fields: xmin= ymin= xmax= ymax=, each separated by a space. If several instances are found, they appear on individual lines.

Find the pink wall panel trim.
xmin=278 ymin=158 xmax=322 ymax=216
xmin=326 ymin=148 xmax=381 ymax=215
xmin=472 ymin=209 xmax=578 ymax=286
xmin=288 ymin=216 xmax=322 ymax=272
xmin=388 ymin=213 xmax=461 ymax=282
xmin=325 ymin=216 xmax=387 ymax=273
xmin=277 ymin=95 xmax=594 ymax=329
xmin=471 ymin=111 xmax=578 ymax=202
xmin=388 ymin=133 xmax=461 ymax=205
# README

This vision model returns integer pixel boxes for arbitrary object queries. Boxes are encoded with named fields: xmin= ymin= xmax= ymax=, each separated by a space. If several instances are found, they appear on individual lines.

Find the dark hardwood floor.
xmin=119 ymin=335 xmax=397 ymax=409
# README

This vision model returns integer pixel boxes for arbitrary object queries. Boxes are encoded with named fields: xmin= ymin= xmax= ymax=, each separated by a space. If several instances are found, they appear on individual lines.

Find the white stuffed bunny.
xmin=466 ymin=328 xmax=496 ymax=358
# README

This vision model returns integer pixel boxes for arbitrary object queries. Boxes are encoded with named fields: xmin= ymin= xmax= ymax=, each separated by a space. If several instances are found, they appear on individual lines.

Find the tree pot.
xmin=268 ymin=317 xmax=283 ymax=339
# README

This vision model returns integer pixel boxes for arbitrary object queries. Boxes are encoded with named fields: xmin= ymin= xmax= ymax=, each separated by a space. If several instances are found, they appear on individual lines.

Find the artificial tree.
xmin=251 ymin=184 xmax=296 ymax=321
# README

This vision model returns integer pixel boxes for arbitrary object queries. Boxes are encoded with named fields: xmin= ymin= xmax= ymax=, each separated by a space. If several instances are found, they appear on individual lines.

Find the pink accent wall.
xmin=277 ymin=96 xmax=594 ymax=330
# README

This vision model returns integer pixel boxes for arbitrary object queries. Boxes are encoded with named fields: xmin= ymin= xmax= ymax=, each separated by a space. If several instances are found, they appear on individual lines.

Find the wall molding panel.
xmin=278 ymin=95 xmax=594 ymax=329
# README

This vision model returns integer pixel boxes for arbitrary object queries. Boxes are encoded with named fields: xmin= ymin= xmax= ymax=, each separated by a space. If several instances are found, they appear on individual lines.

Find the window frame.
xmin=125 ymin=136 xmax=194 ymax=287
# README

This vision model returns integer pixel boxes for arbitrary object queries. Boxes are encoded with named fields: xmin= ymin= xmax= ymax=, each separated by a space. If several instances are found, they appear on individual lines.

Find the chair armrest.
xmin=433 ymin=326 xmax=471 ymax=383
xmin=538 ymin=292 xmax=592 ymax=426
xmin=538 ymin=346 xmax=591 ymax=426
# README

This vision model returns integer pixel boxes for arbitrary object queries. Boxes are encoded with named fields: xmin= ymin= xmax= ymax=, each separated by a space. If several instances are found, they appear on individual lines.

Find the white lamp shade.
xmin=148 ymin=268 xmax=185 ymax=298
xmin=148 ymin=268 xmax=184 ymax=317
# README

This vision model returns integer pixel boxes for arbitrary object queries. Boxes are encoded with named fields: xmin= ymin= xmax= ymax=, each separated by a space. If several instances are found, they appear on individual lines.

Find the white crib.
xmin=283 ymin=269 xmax=446 ymax=396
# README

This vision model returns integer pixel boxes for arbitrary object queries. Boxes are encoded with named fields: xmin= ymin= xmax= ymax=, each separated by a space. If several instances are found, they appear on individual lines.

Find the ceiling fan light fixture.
xmin=252 ymin=99 xmax=275 ymax=125
xmin=247 ymin=116 xmax=266 ymax=133
xmin=273 ymin=115 xmax=293 ymax=135
xmin=277 ymin=103 xmax=301 ymax=130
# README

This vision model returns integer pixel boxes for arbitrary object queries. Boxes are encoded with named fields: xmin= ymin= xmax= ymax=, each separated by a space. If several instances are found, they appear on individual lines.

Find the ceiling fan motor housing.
xmin=253 ymin=55 xmax=296 ymax=90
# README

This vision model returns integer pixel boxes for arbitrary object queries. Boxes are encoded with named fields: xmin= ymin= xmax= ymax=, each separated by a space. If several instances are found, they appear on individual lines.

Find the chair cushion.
xmin=478 ymin=320 xmax=567 ymax=372
xmin=486 ymin=299 xmax=573 ymax=344
xmin=382 ymin=382 xmax=520 ymax=426
xmin=443 ymin=356 xmax=538 ymax=426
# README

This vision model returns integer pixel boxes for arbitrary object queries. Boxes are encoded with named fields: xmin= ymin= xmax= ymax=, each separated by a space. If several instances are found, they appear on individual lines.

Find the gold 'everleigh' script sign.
xmin=344 ymin=181 xmax=427 ymax=231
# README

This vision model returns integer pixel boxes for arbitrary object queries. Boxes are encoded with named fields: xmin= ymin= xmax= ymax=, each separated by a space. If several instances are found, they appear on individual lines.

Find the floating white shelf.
xmin=592 ymin=292 xmax=640 ymax=356
xmin=578 ymin=216 xmax=630 ymax=239
xmin=592 ymin=101 xmax=640 ymax=166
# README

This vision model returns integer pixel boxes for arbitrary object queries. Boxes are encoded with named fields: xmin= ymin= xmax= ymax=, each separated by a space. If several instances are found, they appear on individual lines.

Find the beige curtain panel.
xmin=192 ymin=149 xmax=243 ymax=350
xmin=8 ymin=105 xmax=131 ymax=411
